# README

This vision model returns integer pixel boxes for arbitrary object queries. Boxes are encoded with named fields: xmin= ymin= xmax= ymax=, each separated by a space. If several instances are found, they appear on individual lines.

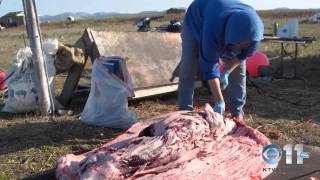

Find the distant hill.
xmin=258 ymin=9 xmax=320 ymax=18
xmin=274 ymin=7 xmax=290 ymax=10
xmin=39 ymin=8 xmax=319 ymax=23
xmin=40 ymin=11 xmax=165 ymax=22
xmin=41 ymin=12 xmax=91 ymax=22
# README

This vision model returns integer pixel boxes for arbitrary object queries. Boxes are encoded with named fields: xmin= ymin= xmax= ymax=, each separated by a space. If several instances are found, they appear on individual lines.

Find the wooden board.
xmin=58 ymin=33 xmax=88 ymax=107
xmin=71 ymin=82 xmax=202 ymax=101
xmin=59 ymin=29 xmax=202 ymax=106
xmin=133 ymin=81 xmax=202 ymax=99
xmin=88 ymin=30 xmax=182 ymax=89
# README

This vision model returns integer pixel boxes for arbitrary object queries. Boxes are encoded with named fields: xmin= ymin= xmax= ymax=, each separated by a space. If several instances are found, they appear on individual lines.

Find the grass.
xmin=0 ymin=13 xmax=320 ymax=179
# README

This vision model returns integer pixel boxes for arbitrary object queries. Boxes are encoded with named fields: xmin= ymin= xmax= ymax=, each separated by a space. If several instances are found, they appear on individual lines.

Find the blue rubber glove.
xmin=213 ymin=101 xmax=225 ymax=115
xmin=220 ymin=71 xmax=230 ymax=90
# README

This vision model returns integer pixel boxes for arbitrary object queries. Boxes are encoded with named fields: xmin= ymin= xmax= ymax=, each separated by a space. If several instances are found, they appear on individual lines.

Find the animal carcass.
xmin=56 ymin=104 xmax=277 ymax=180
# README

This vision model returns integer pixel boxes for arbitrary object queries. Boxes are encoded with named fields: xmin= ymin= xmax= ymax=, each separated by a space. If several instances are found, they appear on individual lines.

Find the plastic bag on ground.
xmin=1 ymin=39 xmax=58 ymax=113
xmin=43 ymin=39 xmax=58 ymax=94
xmin=80 ymin=57 xmax=137 ymax=129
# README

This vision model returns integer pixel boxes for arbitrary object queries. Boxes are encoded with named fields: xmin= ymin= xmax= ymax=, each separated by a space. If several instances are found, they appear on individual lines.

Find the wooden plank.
xmin=89 ymin=30 xmax=182 ymax=89
xmin=133 ymin=81 xmax=202 ymax=99
xmin=58 ymin=29 xmax=97 ymax=107
xmin=58 ymin=63 xmax=86 ymax=107
xmin=70 ymin=81 xmax=202 ymax=100
xmin=58 ymin=37 xmax=87 ymax=107
xmin=82 ymin=28 xmax=99 ymax=62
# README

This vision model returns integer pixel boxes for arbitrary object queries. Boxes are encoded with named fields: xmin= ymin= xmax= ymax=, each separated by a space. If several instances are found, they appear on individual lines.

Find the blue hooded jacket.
xmin=185 ymin=0 xmax=264 ymax=80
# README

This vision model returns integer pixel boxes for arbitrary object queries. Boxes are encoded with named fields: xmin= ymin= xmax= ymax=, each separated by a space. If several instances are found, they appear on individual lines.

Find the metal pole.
xmin=294 ymin=43 xmax=298 ymax=78
xmin=280 ymin=43 xmax=284 ymax=77
xmin=23 ymin=0 xmax=52 ymax=115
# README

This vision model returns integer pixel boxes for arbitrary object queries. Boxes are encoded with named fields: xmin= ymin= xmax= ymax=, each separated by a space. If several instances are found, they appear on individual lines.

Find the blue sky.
xmin=0 ymin=0 xmax=319 ymax=16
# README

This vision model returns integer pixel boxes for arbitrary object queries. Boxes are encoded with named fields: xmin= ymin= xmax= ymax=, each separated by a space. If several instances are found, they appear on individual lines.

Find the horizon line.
xmin=1 ymin=7 xmax=319 ymax=17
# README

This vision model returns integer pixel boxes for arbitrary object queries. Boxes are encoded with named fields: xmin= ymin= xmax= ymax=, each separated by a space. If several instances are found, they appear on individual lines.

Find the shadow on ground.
xmin=22 ymin=169 xmax=55 ymax=180
xmin=242 ymin=55 xmax=320 ymax=146
xmin=0 ymin=117 xmax=122 ymax=155
xmin=246 ymin=55 xmax=320 ymax=121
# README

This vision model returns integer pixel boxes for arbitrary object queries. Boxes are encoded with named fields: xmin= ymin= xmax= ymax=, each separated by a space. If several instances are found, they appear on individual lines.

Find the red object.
xmin=246 ymin=52 xmax=269 ymax=77
xmin=219 ymin=59 xmax=224 ymax=73
xmin=0 ymin=71 xmax=7 ymax=90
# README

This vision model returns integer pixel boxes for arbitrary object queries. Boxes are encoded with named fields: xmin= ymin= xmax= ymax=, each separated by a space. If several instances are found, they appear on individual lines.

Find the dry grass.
xmin=0 ymin=12 xmax=319 ymax=179
xmin=258 ymin=9 xmax=318 ymax=19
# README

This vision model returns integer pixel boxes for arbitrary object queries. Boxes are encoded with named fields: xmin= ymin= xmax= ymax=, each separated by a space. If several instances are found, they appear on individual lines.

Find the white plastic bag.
xmin=2 ymin=39 xmax=58 ymax=113
xmin=2 ymin=47 xmax=38 ymax=113
xmin=80 ymin=57 xmax=137 ymax=129
xmin=43 ymin=39 xmax=58 ymax=94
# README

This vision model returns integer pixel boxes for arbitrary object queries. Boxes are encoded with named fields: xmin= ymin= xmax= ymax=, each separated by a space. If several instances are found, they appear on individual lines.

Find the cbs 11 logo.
xmin=262 ymin=144 xmax=310 ymax=164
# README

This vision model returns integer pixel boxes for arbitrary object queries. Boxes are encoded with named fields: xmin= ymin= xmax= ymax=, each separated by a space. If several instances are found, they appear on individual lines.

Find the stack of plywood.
xmin=58 ymin=29 xmax=201 ymax=107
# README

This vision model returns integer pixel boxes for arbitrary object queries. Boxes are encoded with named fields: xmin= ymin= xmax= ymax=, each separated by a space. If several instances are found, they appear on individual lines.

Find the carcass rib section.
xmin=57 ymin=104 xmax=276 ymax=180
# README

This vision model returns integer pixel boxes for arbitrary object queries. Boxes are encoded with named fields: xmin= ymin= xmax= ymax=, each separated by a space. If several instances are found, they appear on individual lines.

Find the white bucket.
xmin=278 ymin=18 xmax=299 ymax=38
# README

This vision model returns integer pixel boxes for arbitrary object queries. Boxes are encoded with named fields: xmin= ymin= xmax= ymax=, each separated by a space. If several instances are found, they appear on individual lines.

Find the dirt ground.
xmin=0 ymin=12 xmax=320 ymax=179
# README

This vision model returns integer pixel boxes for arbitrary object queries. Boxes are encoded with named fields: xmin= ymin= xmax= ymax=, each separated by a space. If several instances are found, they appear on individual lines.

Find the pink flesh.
xmin=56 ymin=104 xmax=277 ymax=180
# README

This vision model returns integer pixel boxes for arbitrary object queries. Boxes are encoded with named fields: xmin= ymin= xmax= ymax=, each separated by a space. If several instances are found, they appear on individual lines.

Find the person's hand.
xmin=220 ymin=71 xmax=230 ymax=90
xmin=213 ymin=100 xmax=225 ymax=115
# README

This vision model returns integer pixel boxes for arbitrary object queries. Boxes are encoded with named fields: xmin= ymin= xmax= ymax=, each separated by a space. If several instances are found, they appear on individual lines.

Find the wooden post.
xmin=23 ymin=0 xmax=53 ymax=115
